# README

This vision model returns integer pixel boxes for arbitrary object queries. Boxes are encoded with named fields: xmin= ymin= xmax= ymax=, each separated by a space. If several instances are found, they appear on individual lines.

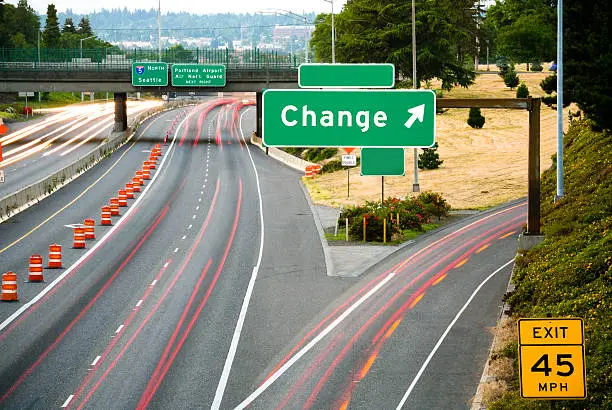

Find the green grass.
xmin=492 ymin=119 xmax=611 ymax=409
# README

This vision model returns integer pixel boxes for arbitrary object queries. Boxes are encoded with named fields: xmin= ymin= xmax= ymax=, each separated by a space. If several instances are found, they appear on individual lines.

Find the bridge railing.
xmin=0 ymin=47 xmax=299 ymax=72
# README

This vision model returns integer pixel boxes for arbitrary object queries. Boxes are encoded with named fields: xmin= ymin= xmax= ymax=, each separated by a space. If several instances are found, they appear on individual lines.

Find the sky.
xmin=8 ymin=0 xmax=347 ymax=15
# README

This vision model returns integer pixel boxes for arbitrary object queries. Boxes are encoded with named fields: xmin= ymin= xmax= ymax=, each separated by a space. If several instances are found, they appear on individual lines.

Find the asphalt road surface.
xmin=0 ymin=97 xmax=525 ymax=409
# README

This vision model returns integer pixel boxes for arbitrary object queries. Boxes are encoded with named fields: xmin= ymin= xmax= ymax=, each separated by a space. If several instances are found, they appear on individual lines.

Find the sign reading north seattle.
xmin=518 ymin=318 xmax=587 ymax=400
xmin=298 ymin=63 xmax=395 ymax=88
xmin=361 ymin=147 xmax=405 ymax=176
xmin=171 ymin=64 xmax=226 ymax=87
xmin=262 ymin=89 xmax=435 ymax=148
xmin=132 ymin=62 xmax=168 ymax=86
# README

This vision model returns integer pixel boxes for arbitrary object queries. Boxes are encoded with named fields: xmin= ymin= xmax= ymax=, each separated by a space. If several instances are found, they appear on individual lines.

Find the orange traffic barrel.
xmin=132 ymin=177 xmax=141 ymax=192
xmin=142 ymin=165 xmax=151 ymax=180
xmin=28 ymin=255 xmax=44 ymax=282
xmin=48 ymin=244 xmax=62 ymax=268
xmin=1 ymin=272 xmax=18 ymax=301
xmin=84 ymin=219 xmax=96 ymax=240
xmin=73 ymin=227 xmax=86 ymax=249
xmin=110 ymin=197 xmax=120 ymax=216
xmin=118 ymin=189 xmax=128 ymax=207
xmin=146 ymin=159 xmax=156 ymax=170
xmin=305 ymin=165 xmax=314 ymax=178
xmin=125 ymin=183 xmax=135 ymax=199
xmin=101 ymin=206 xmax=112 ymax=225
xmin=135 ymin=171 xmax=144 ymax=185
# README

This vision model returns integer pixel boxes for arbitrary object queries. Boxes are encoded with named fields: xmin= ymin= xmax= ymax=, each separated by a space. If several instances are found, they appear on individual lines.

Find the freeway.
xmin=0 ymin=94 xmax=525 ymax=409
xmin=0 ymin=100 xmax=161 ymax=196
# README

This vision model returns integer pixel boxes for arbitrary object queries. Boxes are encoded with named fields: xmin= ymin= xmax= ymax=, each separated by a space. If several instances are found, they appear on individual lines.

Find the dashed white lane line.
xmin=200 ymin=191 xmax=204 ymax=195
xmin=198 ymin=198 xmax=202 ymax=202
xmin=163 ymin=262 xmax=169 ymax=268
xmin=188 ymin=224 xmax=193 ymax=230
xmin=115 ymin=325 xmax=124 ymax=334
xmin=192 ymin=214 xmax=197 ymax=219
xmin=173 ymin=247 xmax=179 ymax=253
xmin=196 ymin=206 xmax=200 ymax=211
xmin=150 ymin=279 xmax=158 ymax=286
xmin=136 ymin=299 xmax=144 ymax=307
xmin=181 ymin=235 xmax=186 ymax=240
xmin=91 ymin=355 xmax=102 ymax=367
xmin=202 ymin=184 xmax=205 ymax=188
xmin=61 ymin=394 xmax=75 ymax=408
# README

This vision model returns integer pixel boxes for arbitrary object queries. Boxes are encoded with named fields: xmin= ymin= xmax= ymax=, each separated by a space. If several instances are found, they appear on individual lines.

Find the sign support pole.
xmin=347 ymin=168 xmax=350 ymax=198
xmin=381 ymin=176 xmax=384 ymax=204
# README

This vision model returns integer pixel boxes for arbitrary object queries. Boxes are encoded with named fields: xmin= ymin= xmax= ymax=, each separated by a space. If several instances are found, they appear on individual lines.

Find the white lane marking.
xmin=91 ymin=355 xmax=102 ymax=367
xmin=395 ymin=259 xmax=515 ymax=409
xmin=204 ymin=179 xmax=208 ymax=183
xmin=181 ymin=235 xmax=186 ymax=240
xmin=173 ymin=247 xmax=179 ymax=253
xmin=202 ymin=184 xmax=205 ymax=188
xmin=196 ymin=206 xmax=200 ymax=211
xmin=201 ymin=191 xmax=204 ymax=195
xmin=136 ymin=299 xmax=143 ymax=307
xmin=61 ymin=394 xmax=75 ymax=408
xmin=0 ymin=112 xmax=188 ymax=335
xmin=163 ymin=262 xmax=169 ymax=268
xmin=198 ymin=198 xmax=202 ymax=202
xmin=150 ymin=279 xmax=158 ymax=286
xmin=192 ymin=214 xmax=197 ymax=219
xmin=187 ymin=224 xmax=193 ymax=230
xmin=115 ymin=325 xmax=124 ymax=334
xmin=211 ymin=107 xmax=261 ymax=409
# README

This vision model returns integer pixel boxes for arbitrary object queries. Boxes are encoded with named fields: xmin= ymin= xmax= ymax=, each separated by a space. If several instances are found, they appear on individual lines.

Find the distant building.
xmin=272 ymin=25 xmax=314 ymax=43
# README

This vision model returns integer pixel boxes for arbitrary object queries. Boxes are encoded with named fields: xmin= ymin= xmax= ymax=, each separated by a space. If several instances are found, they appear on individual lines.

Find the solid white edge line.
xmin=395 ymin=259 xmax=515 ymax=409
xmin=211 ymin=106 xmax=264 ymax=410
xmin=115 ymin=324 xmax=124 ymax=334
xmin=0 ymin=111 xmax=188 ymax=335
xmin=91 ymin=355 xmax=101 ymax=367
xmin=61 ymin=394 xmax=75 ymax=408
xmin=235 ymin=271 xmax=397 ymax=410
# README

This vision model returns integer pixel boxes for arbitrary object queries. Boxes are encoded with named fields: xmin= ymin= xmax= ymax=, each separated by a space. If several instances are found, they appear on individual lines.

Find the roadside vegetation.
xmin=486 ymin=120 xmax=611 ymax=409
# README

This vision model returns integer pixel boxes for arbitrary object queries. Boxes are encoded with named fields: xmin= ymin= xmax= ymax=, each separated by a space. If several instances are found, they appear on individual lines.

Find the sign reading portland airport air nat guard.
xmin=262 ymin=89 xmax=435 ymax=148
xmin=171 ymin=64 xmax=226 ymax=87
xmin=131 ymin=62 xmax=168 ymax=86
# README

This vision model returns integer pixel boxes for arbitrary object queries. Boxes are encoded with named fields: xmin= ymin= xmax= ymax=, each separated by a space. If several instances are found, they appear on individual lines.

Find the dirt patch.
xmin=305 ymin=72 xmax=566 ymax=210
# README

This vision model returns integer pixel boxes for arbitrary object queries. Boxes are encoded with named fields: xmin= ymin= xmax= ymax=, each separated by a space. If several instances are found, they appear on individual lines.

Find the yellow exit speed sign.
xmin=518 ymin=318 xmax=587 ymax=399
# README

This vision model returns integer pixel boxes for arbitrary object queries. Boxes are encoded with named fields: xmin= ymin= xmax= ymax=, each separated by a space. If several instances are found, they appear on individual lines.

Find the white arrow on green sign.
xmin=262 ymin=89 xmax=436 ymax=148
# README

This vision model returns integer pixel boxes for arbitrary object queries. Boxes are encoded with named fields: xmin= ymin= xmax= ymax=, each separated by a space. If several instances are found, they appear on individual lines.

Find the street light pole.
xmin=555 ymin=0 xmax=564 ymax=200
xmin=323 ymin=0 xmax=335 ymax=63
xmin=80 ymin=35 xmax=95 ymax=58
xmin=158 ymin=0 xmax=162 ymax=62
xmin=412 ymin=0 xmax=419 ymax=192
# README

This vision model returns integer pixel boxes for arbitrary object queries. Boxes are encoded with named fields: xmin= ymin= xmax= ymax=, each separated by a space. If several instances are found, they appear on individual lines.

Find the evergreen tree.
xmin=42 ymin=4 xmax=61 ymax=48
xmin=62 ymin=17 xmax=76 ymax=33
xmin=418 ymin=143 xmax=444 ymax=170
xmin=516 ymin=82 xmax=530 ymax=98
xmin=503 ymin=65 xmax=520 ymax=90
xmin=467 ymin=107 xmax=486 ymax=129
xmin=14 ymin=0 xmax=40 ymax=47
xmin=77 ymin=17 xmax=92 ymax=36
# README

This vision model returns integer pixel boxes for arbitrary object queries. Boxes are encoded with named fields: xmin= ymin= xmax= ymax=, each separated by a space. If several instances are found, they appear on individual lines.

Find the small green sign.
xmin=171 ymin=64 xmax=226 ymax=87
xmin=361 ymin=148 xmax=405 ymax=176
xmin=132 ymin=62 xmax=168 ymax=86
xmin=262 ymin=89 xmax=435 ymax=148
xmin=298 ymin=64 xmax=395 ymax=88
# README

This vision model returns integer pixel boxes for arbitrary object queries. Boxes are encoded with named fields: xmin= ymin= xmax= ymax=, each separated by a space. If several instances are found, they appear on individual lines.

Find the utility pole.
xmin=555 ymin=0 xmax=564 ymax=200
xmin=158 ymin=0 xmax=162 ymax=62
xmin=412 ymin=0 xmax=420 ymax=192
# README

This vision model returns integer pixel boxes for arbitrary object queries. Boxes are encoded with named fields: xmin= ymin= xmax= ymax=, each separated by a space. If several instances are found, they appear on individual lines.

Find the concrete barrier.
xmin=0 ymin=101 xmax=191 ymax=222
xmin=250 ymin=132 xmax=316 ymax=173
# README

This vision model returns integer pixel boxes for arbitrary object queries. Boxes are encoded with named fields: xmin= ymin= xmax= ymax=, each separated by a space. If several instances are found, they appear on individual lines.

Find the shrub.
xmin=503 ymin=66 xmax=520 ymax=90
xmin=467 ymin=107 xmax=486 ymax=129
xmin=516 ymin=82 xmax=529 ymax=98
xmin=418 ymin=142 xmax=444 ymax=169
xmin=540 ymin=74 xmax=556 ymax=95
xmin=496 ymin=58 xmax=509 ymax=79
xmin=304 ymin=147 xmax=338 ymax=162
xmin=529 ymin=61 xmax=543 ymax=71
xmin=284 ymin=147 xmax=306 ymax=157
xmin=418 ymin=192 xmax=451 ymax=221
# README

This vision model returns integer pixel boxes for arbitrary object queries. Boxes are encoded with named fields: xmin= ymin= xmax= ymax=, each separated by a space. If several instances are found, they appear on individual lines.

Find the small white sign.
xmin=0 ymin=170 xmax=5 ymax=183
xmin=342 ymin=154 xmax=357 ymax=167
xmin=18 ymin=92 xmax=35 ymax=97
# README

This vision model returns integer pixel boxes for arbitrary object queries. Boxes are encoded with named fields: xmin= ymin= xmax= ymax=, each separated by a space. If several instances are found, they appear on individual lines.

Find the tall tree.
xmin=42 ymin=4 xmax=61 ymax=48
xmin=309 ymin=13 xmax=333 ymax=63
xmin=62 ymin=17 xmax=76 ymax=33
xmin=14 ymin=0 xmax=40 ymax=47
xmin=77 ymin=16 xmax=92 ymax=36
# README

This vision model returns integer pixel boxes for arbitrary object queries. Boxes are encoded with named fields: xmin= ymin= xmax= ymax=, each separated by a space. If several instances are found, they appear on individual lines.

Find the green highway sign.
xmin=132 ymin=62 xmax=168 ymax=86
xmin=171 ymin=64 xmax=226 ymax=87
xmin=298 ymin=63 xmax=395 ymax=88
xmin=262 ymin=89 xmax=436 ymax=147
xmin=361 ymin=148 xmax=405 ymax=176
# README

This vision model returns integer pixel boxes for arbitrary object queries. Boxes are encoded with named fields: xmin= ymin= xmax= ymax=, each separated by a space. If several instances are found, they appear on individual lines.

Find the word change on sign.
xmin=263 ymin=89 xmax=435 ymax=148
xmin=518 ymin=318 xmax=587 ymax=400
xmin=341 ymin=154 xmax=357 ymax=167
xmin=298 ymin=63 xmax=395 ymax=89
xmin=361 ymin=147 xmax=405 ymax=176
xmin=171 ymin=64 xmax=226 ymax=87
xmin=132 ymin=62 xmax=168 ymax=86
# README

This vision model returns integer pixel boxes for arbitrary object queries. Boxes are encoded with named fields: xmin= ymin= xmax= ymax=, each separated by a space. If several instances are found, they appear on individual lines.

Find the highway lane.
xmin=0 ymin=100 xmax=161 ymax=196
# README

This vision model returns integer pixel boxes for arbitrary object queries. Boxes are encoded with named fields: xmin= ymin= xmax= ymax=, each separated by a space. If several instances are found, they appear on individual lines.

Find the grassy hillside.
xmin=492 ymin=120 xmax=611 ymax=408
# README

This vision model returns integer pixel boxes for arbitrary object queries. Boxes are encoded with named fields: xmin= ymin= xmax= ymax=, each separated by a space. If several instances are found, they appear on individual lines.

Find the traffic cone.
xmin=135 ymin=171 xmax=144 ymax=185
xmin=48 ymin=244 xmax=62 ymax=268
xmin=1 ymin=272 xmax=18 ymax=301
xmin=146 ymin=159 xmax=156 ymax=170
xmin=142 ymin=165 xmax=151 ymax=180
xmin=118 ymin=189 xmax=128 ymax=207
xmin=84 ymin=219 xmax=95 ymax=240
xmin=101 ymin=206 xmax=112 ymax=225
xmin=110 ymin=198 xmax=120 ymax=216
xmin=28 ymin=255 xmax=44 ymax=282
xmin=125 ymin=183 xmax=134 ymax=199
xmin=132 ymin=177 xmax=141 ymax=192
xmin=73 ymin=227 xmax=86 ymax=249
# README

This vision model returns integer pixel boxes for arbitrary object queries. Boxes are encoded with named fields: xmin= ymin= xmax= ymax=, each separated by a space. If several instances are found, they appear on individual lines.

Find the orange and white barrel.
xmin=101 ymin=206 xmax=112 ymax=225
xmin=28 ymin=255 xmax=44 ymax=282
xmin=1 ymin=271 xmax=18 ymax=301
xmin=305 ymin=165 xmax=314 ymax=178
xmin=132 ymin=177 xmax=141 ymax=192
xmin=110 ymin=198 xmax=120 ymax=216
xmin=135 ymin=171 xmax=145 ymax=185
xmin=142 ymin=164 xmax=151 ymax=180
xmin=48 ymin=244 xmax=62 ymax=268
xmin=84 ymin=219 xmax=95 ymax=240
xmin=73 ymin=227 xmax=86 ymax=249
xmin=125 ymin=183 xmax=134 ymax=199
xmin=118 ymin=189 xmax=128 ymax=207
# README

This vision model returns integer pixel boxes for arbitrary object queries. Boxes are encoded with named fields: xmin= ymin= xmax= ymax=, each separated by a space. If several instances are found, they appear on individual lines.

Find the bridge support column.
xmin=256 ymin=91 xmax=266 ymax=154
xmin=114 ymin=92 xmax=128 ymax=132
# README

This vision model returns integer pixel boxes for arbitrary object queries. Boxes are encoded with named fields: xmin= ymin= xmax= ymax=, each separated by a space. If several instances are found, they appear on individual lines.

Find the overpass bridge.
xmin=0 ymin=47 xmax=299 ymax=131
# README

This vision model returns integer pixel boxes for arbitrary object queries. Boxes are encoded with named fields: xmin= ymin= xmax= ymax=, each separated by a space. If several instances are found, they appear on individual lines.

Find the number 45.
xmin=531 ymin=354 xmax=574 ymax=377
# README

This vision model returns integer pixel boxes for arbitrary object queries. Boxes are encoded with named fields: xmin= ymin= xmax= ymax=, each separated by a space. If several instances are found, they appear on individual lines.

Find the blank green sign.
xmin=298 ymin=64 xmax=395 ymax=88
xmin=361 ymin=148 xmax=405 ymax=176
